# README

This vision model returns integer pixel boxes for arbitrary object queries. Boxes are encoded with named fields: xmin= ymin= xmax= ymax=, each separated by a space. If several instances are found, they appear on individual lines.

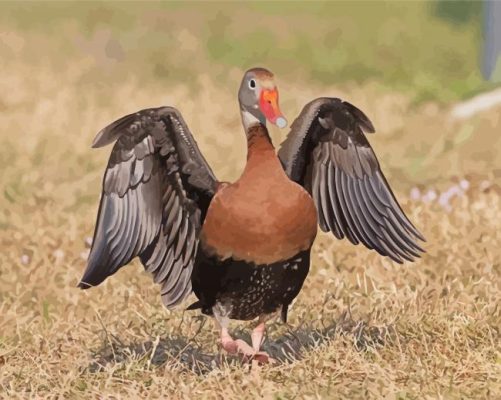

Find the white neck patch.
xmin=241 ymin=109 xmax=265 ymax=131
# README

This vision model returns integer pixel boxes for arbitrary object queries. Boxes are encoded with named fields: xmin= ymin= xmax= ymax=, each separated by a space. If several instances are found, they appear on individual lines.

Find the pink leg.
xmin=251 ymin=321 xmax=266 ymax=351
xmin=220 ymin=327 xmax=254 ymax=356
xmin=250 ymin=321 xmax=275 ymax=364
xmin=219 ymin=325 xmax=275 ymax=364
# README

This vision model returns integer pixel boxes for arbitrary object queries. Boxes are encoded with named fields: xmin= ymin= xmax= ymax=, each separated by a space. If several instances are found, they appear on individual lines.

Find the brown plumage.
xmin=201 ymin=125 xmax=317 ymax=265
xmin=78 ymin=67 xmax=425 ymax=363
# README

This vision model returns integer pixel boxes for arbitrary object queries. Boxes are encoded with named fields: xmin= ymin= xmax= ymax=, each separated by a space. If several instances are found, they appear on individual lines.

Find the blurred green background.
xmin=0 ymin=1 xmax=494 ymax=103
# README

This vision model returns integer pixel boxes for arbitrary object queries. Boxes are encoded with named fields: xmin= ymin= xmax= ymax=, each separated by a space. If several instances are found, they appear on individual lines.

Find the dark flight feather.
xmin=278 ymin=97 xmax=425 ymax=263
xmin=79 ymin=107 xmax=217 ymax=308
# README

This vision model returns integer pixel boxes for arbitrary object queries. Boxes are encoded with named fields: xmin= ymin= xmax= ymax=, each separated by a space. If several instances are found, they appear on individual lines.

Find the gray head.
xmin=238 ymin=67 xmax=287 ymax=129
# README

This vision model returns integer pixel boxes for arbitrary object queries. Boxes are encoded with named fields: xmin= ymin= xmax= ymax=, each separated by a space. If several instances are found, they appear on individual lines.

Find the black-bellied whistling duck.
xmin=79 ymin=67 xmax=424 ymax=363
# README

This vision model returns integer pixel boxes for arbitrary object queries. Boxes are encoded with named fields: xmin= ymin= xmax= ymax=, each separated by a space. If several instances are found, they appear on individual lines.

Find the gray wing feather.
xmin=278 ymin=98 xmax=424 ymax=263
xmin=79 ymin=107 xmax=217 ymax=308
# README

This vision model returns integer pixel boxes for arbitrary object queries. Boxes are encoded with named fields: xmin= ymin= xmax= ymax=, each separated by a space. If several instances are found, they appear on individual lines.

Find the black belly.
xmin=191 ymin=249 xmax=311 ymax=321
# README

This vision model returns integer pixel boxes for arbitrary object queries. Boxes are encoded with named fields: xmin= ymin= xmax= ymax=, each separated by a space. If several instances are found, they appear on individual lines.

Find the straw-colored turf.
xmin=1 ymin=3 xmax=500 ymax=399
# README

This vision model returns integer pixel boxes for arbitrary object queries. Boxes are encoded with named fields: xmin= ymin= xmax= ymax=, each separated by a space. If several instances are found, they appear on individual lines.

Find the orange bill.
xmin=259 ymin=88 xmax=288 ymax=128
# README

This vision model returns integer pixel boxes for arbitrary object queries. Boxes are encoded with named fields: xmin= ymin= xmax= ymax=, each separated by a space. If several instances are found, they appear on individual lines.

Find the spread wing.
xmin=78 ymin=107 xmax=217 ymax=307
xmin=278 ymin=98 xmax=425 ymax=263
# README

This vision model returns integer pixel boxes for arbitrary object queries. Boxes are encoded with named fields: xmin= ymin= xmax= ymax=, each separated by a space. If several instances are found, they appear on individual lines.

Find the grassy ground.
xmin=0 ymin=2 xmax=500 ymax=399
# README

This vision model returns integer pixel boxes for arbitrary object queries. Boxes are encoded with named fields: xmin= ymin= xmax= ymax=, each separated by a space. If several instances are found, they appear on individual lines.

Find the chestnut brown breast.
xmin=201 ymin=126 xmax=318 ymax=265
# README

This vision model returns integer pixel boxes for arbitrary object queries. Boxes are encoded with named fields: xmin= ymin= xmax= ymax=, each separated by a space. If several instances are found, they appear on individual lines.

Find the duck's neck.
xmin=241 ymin=108 xmax=265 ymax=132
xmin=246 ymin=124 xmax=274 ymax=159
xmin=239 ymin=108 xmax=275 ymax=160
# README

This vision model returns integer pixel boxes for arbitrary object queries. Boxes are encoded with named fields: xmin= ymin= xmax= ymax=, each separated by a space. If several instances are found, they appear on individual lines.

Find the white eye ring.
xmin=248 ymin=79 xmax=256 ymax=89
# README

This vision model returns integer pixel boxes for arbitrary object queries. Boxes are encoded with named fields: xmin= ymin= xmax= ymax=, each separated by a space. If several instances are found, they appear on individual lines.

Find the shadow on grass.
xmin=88 ymin=311 xmax=394 ymax=375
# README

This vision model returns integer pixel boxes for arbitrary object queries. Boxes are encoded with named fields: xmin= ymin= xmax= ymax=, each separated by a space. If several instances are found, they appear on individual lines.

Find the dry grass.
xmin=1 ymin=8 xmax=501 ymax=399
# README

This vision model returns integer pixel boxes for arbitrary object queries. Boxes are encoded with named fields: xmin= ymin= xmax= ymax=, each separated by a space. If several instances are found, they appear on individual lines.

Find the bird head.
xmin=238 ymin=67 xmax=287 ymax=129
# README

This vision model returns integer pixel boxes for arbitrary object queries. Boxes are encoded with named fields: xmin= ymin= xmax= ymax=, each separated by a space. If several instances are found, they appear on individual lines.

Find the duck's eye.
xmin=248 ymin=79 xmax=256 ymax=89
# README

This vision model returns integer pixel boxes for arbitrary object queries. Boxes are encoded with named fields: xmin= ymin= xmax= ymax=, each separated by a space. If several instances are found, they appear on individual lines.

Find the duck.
xmin=78 ymin=67 xmax=425 ymax=363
